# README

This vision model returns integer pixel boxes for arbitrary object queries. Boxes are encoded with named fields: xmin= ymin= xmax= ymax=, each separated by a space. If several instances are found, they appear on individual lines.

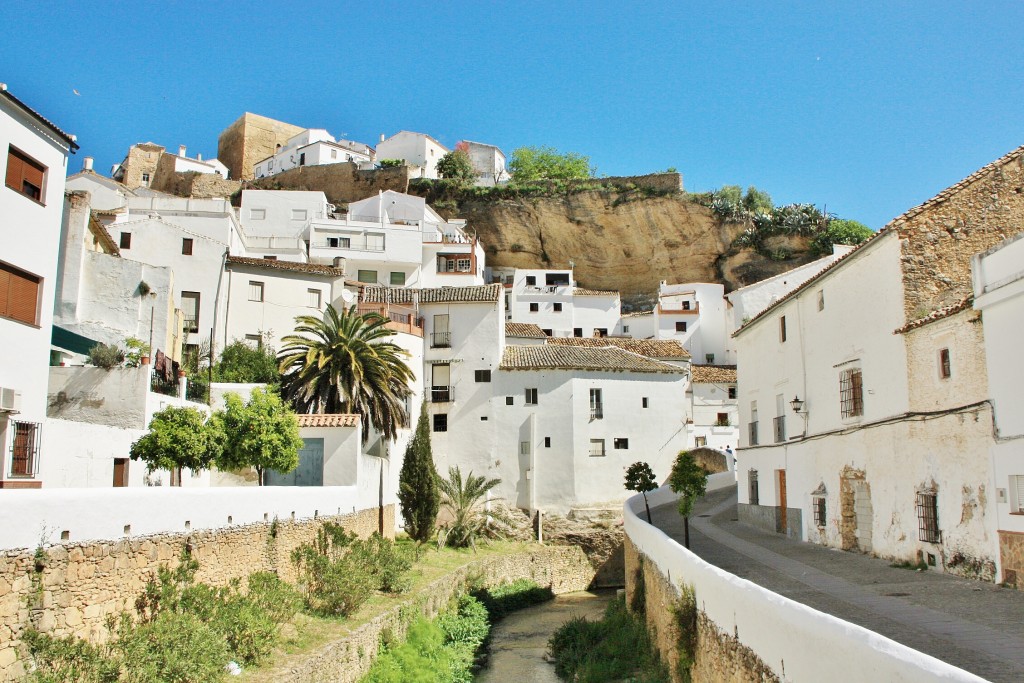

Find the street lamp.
xmin=790 ymin=396 xmax=806 ymax=414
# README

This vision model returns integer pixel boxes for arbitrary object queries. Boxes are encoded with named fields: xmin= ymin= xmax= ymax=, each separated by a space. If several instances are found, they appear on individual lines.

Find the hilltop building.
xmin=455 ymin=140 xmax=507 ymax=186
xmin=252 ymin=128 xmax=375 ymax=179
xmin=375 ymin=131 xmax=449 ymax=179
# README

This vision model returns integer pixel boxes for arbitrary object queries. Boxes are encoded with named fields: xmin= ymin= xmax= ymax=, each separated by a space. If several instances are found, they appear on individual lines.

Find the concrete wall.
xmin=623 ymin=487 xmax=986 ymax=683
xmin=47 ymin=366 xmax=150 ymax=429
xmin=248 ymin=161 xmax=411 ymax=205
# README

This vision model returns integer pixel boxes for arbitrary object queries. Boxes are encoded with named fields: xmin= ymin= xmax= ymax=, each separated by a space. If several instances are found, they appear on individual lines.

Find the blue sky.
xmin=3 ymin=2 xmax=1023 ymax=228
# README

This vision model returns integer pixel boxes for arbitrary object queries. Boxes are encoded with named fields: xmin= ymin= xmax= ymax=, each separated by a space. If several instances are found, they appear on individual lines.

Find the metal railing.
xmin=430 ymin=386 xmax=453 ymax=403
xmin=183 ymin=317 xmax=199 ymax=334
xmin=431 ymin=331 xmax=451 ymax=348
xmin=590 ymin=405 xmax=604 ymax=420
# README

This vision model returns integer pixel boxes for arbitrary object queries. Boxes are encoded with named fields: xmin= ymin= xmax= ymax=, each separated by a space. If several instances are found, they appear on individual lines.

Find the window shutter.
xmin=5 ymin=151 xmax=24 ymax=190
xmin=22 ymin=157 xmax=44 ymax=192
xmin=0 ymin=263 xmax=39 ymax=325
xmin=0 ymin=266 xmax=9 ymax=318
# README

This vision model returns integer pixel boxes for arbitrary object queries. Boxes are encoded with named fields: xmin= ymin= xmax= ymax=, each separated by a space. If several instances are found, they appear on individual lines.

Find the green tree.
xmin=436 ymin=466 xmax=510 ymax=550
xmin=667 ymin=451 xmax=708 ymax=548
xmin=213 ymin=339 xmax=279 ymax=383
xmin=811 ymin=218 xmax=874 ymax=256
xmin=742 ymin=186 xmax=774 ymax=214
xmin=624 ymin=462 xmax=658 ymax=524
xmin=379 ymin=158 xmax=404 ymax=168
xmin=278 ymin=305 xmax=415 ymax=442
xmin=436 ymin=149 xmax=475 ymax=183
xmin=507 ymin=146 xmax=593 ymax=182
xmin=398 ymin=403 xmax=440 ymax=544
xmin=212 ymin=388 xmax=302 ymax=485
xmin=130 ymin=406 xmax=223 ymax=475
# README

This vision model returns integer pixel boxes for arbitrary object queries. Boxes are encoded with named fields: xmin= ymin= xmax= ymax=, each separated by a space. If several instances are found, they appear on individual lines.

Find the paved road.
xmin=650 ymin=486 xmax=1024 ymax=683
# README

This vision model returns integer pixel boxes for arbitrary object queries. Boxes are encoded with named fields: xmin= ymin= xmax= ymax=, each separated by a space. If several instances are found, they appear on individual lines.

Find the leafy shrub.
xmin=88 ymin=343 xmax=125 ymax=370
xmin=21 ymin=629 xmax=119 ymax=683
xmin=247 ymin=571 xmax=302 ymax=623
xmin=212 ymin=340 xmax=279 ymax=383
xmin=351 ymin=533 xmax=413 ymax=594
xmin=116 ymin=611 xmax=229 ymax=683
xmin=379 ymin=159 xmax=404 ymax=168
xmin=436 ymin=594 xmax=489 ymax=648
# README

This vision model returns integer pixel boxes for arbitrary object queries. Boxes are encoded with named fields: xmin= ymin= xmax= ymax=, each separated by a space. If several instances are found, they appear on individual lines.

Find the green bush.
xmin=116 ymin=611 xmax=229 ymax=683
xmin=21 ymin=629 xmax=119 ymax=683
xmin=88 ymin=343 xmax=125 ymax=370
xmin=247 ymin=571 xmax=302 ymax=623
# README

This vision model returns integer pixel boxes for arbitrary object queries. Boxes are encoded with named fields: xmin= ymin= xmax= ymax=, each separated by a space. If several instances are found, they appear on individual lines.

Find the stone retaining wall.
xmin=0 ymin=505 xmax=392 ymax=681
xmin=248 ymin=163 xmax=411 ymax=205
xmin=262 ymin=545 xmax=595 ymax=683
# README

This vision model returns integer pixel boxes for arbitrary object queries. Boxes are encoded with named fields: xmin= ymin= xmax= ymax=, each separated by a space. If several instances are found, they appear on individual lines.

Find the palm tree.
xmin=278 ymin=305 xmax=415 ymax=442
xmin=436 ymin=466 xmax=510 ymax=550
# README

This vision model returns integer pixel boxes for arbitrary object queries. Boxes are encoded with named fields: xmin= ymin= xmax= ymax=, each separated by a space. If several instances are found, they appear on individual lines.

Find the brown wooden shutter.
xmin=0 ymin=266 xmax=10 ymax=318
xmin=0 ymin=263 xmax=39 ymax=325
xmin=4 ymin=149 xmax=23 ymax=190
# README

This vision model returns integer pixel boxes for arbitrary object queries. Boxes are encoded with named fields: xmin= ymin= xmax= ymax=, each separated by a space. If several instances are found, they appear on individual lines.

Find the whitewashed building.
xmin=0 ymin=83 xmax=78 ymax=489
xmin=376 ymin=131 xmax=449 ymax=179
xmin=252 ymin=129 xmax=374 ymax=179
xmin=687 ymin=365 xmax=738 ymax=454
xmin=494 ymin=267 xmax=622 ymax=338
xmin=652 ymin=282 xmax=730 ymax=365
xmin=455 ymin=140 xmax=507 ymax=186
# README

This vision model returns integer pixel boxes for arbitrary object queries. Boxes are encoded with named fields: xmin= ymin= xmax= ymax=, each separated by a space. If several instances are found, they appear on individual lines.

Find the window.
xmin=181 ymin=291 xmax=200 ymax=333
xmin=614 ymin=438 xmax=629 ymax=450
xmin=9 ymin=421 xmax=40 ymax=477
xmin=431 ymin=364 xmax=451 ymax=403
xmin=839 ymin=368 xmax=864 ymax=418
xmin=589 ymin=388 xmax=603 ymax=419
xmin=748 ymin=470 xmax=759 ymax=505
xmin=939 ymin=348 xmax=951 ymax=379
xmin=706 ymin=353 xmax=715 ymax=364
xmin=307 ymin=288 xmax=321 ymax=309
xmin=119 ymin=232 xmax=132 ymax=249
xmin=244 ymin=334 xmax=261 ymax=348
xmin=525 ymin=388 xmax=538 ymax=405
xmin=780 ymin=316 xmax=787 ymax=342
xmin=525 ymin=276 xmax=536 ymax=286
xmin=642 ymin=397 xmax=649 ymax=408
xmin=291 ymin=209 xmax=307 ymax=221
xmin=457 ymin=258 xmax=471 ymax=272
xmin=813 ymin=496 xmax=826 ymax=528
xmin=529 ymin=303 xmax=539 ymax=312
xmin=263 ymin=255 xmax=277 ymax=261
xmin=0 ymin=262 xmax=39 ymax=325
xmin=182 ymin=238 xmax=193 ymax=255
xmin=433 ymin=414 xmax=448 ymax=432
xmin=505 ymin=396 xmax=514 ymax=406
xmin=589 ymin=439 xmax=606 ymax=457
xmin=695 ymin=436 xmax=707 ymax=447
xmin=542 ymin=328 xmax=552 ymax=336
xmin=9 ymin=147 xmax=48 ymax=203
xmin=675 ymin=321 xmax=687 ymax=332
xmin=331 ymin=149 xmax=338 ymax=159
xmin=817 ymin=290 xmax=825 ymax=311
xmin=141 ymin=173 xmax=150 ymax=184
xmin=595 ymin=328 xmax=608 ymax=337
xmin=553 ymin=303 xmax=563 ymax=312
xmin=113 ymin=458 xmax=129 ymax=487
xmin=748 ymin=400 xmax=759 ymax=446
xmin=432 ymin=314 xmax=450 ymax=348
xmin=916 ymin=491 xmax=940 ymax=543
xmin=1011 ymin=475 xmax=1024 ymax=514
xmin=250 ymin=208 xmax=266 ymax=220
xmin=357 ymin=269 xmax=378 ymax=284
xmin=248 ymin=281 xmax=264 ymax=302
xmin=520 ymin=441 xmax=530 ymax=455
xmin=573 ymin=328 xmax=583 ymax=337
xmin=474 ymin=370 xmax=491 ymax=383
xmin=728 ymin=387 xmax=737 ymax=399
xmin=298 ymin=153 xmax=306 ymax=166
xmin=327 ymin=236 xmax=351 ymax=248
xmin=773 ymin=406 xmax=786 ymax=443
xmin=544 ymin=437 xmax=551 ymax=448
xmin=623 ymin=325 xmax=630 ymax=334
xmin=716 ymin=412 xmax=730 ymax=426
xmin=390 ymin=271 xmax=406 ymax=286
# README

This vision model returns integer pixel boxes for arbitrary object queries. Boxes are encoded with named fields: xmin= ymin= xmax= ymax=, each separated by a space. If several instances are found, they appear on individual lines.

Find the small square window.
xmin=525 ymin=388 xmax=538 ymax=405
xmin=553 ymin=303 xmax=563 ymax=312
xmin=716 ymin=412 xmax=729 ymax=426
xmin=544 ymin=437 xmax=551 ymax=448
xmin=120 ymin=232 xmax=132 ymax=249
xmin=939 ymin=348 xmax=951 ymax=379
xmin=520 ymin=441 xmax=530 ymax=455
xmin=675 ymin=321 xmax=687 ymax=332
xmin=331 ymin=149 xmax=338 ymax=159
xmin=542 ymin=328 xmax=552 ymax=336
xmin=244 ymin=334 xmax=261 ymax=348
xmin=182 ymin=238 xmax=193 ymax=255
xmin=141 ymin=173 xmax=150 ymax=183
xmin=573 ymin=328 xmax=583 ymax=337
xmin=530 ymin=303 xmax=539 ymax=312
xmin=642 ymin=397 xmax=649 ymax=408
xmin=695 ymin=436 xmax=707 ymax=447
xmin=526 ymin=276 xmax=536 ymax=286
xmin=475 ymin=370 xmax=491 ymax=383
xmin=249 ymin=281 xmax=264 ymax=302
xmin=307 ymin=288 xmax=322 ymax=309
xmin=433 ymin=414 xmax=448 ymax=432
xmin=505 ymin=396 xmax=514 ymax=406
xmin=357 ymin=269 xmax=378 ymax=284
xmin=613 ymin=438 xmax=629 ymax=450
xmin=250 ymin=208 xmax=266 ymax=220
xmin=292 ymin=209 xmax=307 ymax=220
xmin=589 ymin=439 xmax=606 ymax=457
xmin=728 ymin=387 xmax=737 ymax=399
xmin=705 ymin=353 xmax=715 ymax=364
xmin=390 ymin=271 xmax=406 ymax=286
xmin=623 ymin=325 xmax=630 ymax=334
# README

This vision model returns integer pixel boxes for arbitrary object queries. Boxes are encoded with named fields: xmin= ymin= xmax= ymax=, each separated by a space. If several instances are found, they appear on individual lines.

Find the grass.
xmin=240 ymin=539 xmax=538 ymax=681
xmin=890 ymin=559 xmax=929 ymax=571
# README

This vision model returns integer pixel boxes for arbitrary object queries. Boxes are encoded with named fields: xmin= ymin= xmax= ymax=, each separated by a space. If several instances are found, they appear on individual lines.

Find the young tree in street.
xmin=212 ymin=388 xmax=303 ymax=485
xmin=436 ymin=149 xmax=475 ymax=183
xmin=624 ymin=461 xmax=659 ymax=524
xmin=668 ymin=451 xmax=708 ymax=548
xmin=278 ymin=305 xmax=415 ymax=442
xmin=130 ymin=406 xmax=223 ymax=476
xmin=507 ymin=146 xmax=593 ymax=181
xmin=398 ymin=402 xmax=440 ymax=544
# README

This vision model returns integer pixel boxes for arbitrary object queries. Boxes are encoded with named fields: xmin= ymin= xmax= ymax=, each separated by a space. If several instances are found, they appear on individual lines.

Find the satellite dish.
xmin=341 ymin=289 xmax=356 ymax=304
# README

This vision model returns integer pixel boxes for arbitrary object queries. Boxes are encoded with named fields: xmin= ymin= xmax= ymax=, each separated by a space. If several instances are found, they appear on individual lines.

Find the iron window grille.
xmin=10 ymin=421 xmax=40 ymax=477
xmin=589 ymin=388 xmax=603 ymax=419
xmin=813 ymin=496 xmax=826 ymax=528
xmin=432 ymin=414 xmax=448 ymax=432
xmin=474 ymin=370 xmax=491 ymax=383
xmin=430 ymin=386 xmax=453 ymax=403
xmin=748 ymin=470 xmax=759 ymax=505
xmin=840 ymin=368 xmax=864 ymax=418
xmin=916 ymin=491 xmax=940 ymax=543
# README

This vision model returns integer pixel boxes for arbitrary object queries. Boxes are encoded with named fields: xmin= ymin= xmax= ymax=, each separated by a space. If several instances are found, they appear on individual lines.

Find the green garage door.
xmin=266 ymin=438 xmax=324 ymax=486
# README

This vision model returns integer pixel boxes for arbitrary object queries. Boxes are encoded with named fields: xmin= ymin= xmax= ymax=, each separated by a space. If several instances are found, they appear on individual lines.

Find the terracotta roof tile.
xmin=894 ymin=296 xmax=974 ymax=334
xmin=296 ymin=414 xmax=359 ymax=428
xmin=690 ymin=364 xmax=738 ymax=383
xmin=225 ymin=256 xmax=347 ymax=277
xmin=573 ymin=288 xmax=620 ymax=297
xmin=505 ymin=322 xmax=547 ymax=338
xmin=0 ymin=84 xmax=78 ymax=150
xmin=363 ymin=284 xmax=502 ymax=304
xmin=500 ymin=345 xmax=685 ymax=374
xmin=546 ymin=336 xmax=690 ymax=359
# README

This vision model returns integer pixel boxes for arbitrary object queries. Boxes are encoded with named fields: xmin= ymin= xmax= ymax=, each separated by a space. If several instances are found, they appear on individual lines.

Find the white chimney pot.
xmin=83 ymin=157 xmax=94 ymax=172
xmin=178 ymin=145 xmax=187 ymax=157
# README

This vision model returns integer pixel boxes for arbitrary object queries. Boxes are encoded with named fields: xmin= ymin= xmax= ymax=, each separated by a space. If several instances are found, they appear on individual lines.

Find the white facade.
xmin=687 ymin=368 xmax=739 ymax=452
xmin=497 ymin=268 xmax=622 ymax=338
xmin=376 ymin=131 xmax=449 ymax=179
xmin=456 ymin=140 xmax=507 ymax=186
xmin=654 ymin=282 xmax=730 ymax=364
xmin=0 ymin=84 xmax=77 ymax=489
xmin=252 ymin=129 xmax=374 ymax=179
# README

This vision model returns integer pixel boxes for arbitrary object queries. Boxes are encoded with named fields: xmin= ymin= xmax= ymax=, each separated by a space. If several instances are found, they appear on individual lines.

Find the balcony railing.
xmin=431 ymin=331 xmax=451 ymax=348
xmin=183 ymin=317 xmax=199 ymax=334
xmin=773 ymin=416 xmax=786 ymax=443
xmin=430 ymin=386 xmax=453 ymax=403
xmin=355 ymin=303 xmax=423 ymax=337
xmin=590 ymin=405 xmax=604 ymax=420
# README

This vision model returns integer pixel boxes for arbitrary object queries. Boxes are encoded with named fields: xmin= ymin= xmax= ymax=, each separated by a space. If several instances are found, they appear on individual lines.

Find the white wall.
xmin=240 ymin=190 xmax=329 ymax=238
xmin=655 ymin=283 xmax=729 ymax=364
xmin=623 ymin=488 xmax=986 ymax=683
xmin=376 ymin=132 xmax=448 ymax=179
xmin=65 ymin=172 xmax=129 ymax=211
xmin=688 ymin=382 xmax=738 ymax=451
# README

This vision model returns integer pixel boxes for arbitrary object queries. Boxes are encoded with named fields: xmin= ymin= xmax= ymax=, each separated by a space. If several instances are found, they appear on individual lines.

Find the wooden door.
xmin=777 ymin=469 xmax=788 ymax=533
xmin=266 ymin=438 xmax=324 ymax=487
xmin=113 ymin=458 xmax=128 ymax=487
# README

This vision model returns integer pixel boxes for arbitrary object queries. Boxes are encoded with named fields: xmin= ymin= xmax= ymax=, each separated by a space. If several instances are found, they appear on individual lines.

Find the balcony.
xmin=590 ymin=405 xmax=604 ymax=420
xmin=355 ymin=303 xmax=423 ymax=337
xmin=430 ymin=386 xmax=453 ymax=403
xmin=773 ymin=416 xmax=786 ymax=443
xmin=431 ymin=331 xmax=452 ymax=348
xmin=183 ymin=317 xmax=199 ymax=334
xmin=657 ymin=302 xmax=700 ymax=315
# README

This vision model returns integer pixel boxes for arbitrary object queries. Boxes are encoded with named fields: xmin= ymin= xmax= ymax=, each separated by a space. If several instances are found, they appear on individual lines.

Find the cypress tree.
xmin=398 ymin=402 xmax=440 ymax=543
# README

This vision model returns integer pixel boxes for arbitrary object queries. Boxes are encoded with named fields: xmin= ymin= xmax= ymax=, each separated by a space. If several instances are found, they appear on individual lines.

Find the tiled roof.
xmin=546 ymin=336 xmax=690 ymax=359
xmin=363 ymin=284 xmax=502 ymax=304
xmin=225 ymin=256 xmax=347 ymax=277
xmin=894 ymin=296 xmax=974 ymax=334
xmin=500 ymin=345 xmax=685 ymax=374
xmin=0 ymin=84 xmax=79 ymax=150
xmin=296 ymin=414 xmax=359 ymax=428
xmin=574 ymin=288 xmax=620 ymax=297
xmin=505 ymin=322 xmax=547 ymax=338
xmin=88 ymin=213 xmax=120 ymax=255
xmin=690 ymin=364 xmax=738 ymax=383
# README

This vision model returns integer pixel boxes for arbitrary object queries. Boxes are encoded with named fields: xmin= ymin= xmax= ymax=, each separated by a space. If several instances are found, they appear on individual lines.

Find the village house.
xmin=375 ymin=131 xmax=449 ymax=179
xmin=111 ymin=142 xmax=228 ymax=189
xmin=734 ymin=143 xmax=1024 ymax=580
xmin=492 ymin=267 xmax=622 ymax=338
xmin=686 ymin=364 xmax=739 ymax=458
xmin=252 ymin=128 xmax=375 ymax=179
xmin=455 ymin=140 xmax=507 ymax=186
xmin=0 ymin=82 xmax=78 ymax=489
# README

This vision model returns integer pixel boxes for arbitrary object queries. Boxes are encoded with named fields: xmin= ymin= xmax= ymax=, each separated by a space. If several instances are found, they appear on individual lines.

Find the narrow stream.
xmin=476 ymin=590 xmax=615 ymax=682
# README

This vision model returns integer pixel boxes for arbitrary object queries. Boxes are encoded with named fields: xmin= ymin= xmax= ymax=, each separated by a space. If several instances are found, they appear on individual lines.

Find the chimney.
xmin=111 ymin=164 xmax=119 ymax=175
xmin=196 ymin=153 xmax=202 ymax=161
xmin=83 ymin=156 xmax=94 ymax=172
xmin=178 ymin=145 xmax=187 ymax=157
xmin=379 ymin=133 xmax=385 ymax=143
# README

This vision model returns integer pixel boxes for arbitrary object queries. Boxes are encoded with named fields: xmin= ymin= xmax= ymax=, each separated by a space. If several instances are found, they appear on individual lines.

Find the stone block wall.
xmin=152 ymin=170 xmax=242 ymax=199
xmin=0 ymin=505 xmax=392 ymax=681
xmin=248 ymin=162 xmax=411 ymax=205
xmin=217 ymin=113 xmax=305 ymax=182
xmin=999 ymin=530 xmax=1024 ymax=588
